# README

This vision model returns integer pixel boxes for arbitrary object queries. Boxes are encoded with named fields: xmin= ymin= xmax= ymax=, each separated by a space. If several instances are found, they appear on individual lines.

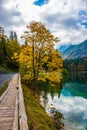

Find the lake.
xmin=40 ymin=72 xmax=87 ymax=130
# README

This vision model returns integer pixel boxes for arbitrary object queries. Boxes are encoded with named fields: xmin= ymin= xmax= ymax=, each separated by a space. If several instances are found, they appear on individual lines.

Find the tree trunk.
xmin=32 ymin=34 xmax=37 ymax=95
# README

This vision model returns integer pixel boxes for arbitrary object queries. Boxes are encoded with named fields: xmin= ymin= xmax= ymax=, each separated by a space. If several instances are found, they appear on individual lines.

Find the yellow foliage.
xmin=15 ymin=21 xmax=63 ymax=87
xmin=46 ymin=71 xmax=62 ymax=86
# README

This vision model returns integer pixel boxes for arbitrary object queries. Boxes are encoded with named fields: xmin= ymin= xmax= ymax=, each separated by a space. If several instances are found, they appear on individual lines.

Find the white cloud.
xmin=0 ymin=0 xmax=87 ymax=47
xmin=41 ymin=93 xmax=87 ymax=129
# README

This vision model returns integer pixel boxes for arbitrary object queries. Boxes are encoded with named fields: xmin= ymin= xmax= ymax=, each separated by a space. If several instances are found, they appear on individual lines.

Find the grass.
xmin=0 ymin=81 xmax=9 ymax=96
xmin=22 ymin=85 xmax=57 ymax=130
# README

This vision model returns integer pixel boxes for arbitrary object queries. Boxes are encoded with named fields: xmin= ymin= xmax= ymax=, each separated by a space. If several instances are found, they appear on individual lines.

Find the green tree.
xmin=0 ymin=35 xmax=7 ymax=65
xmin=6 ymin=40 xmax=20 ymax=69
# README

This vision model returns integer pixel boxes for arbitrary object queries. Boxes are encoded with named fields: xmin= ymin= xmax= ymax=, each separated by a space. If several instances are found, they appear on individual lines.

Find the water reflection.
xmin=69 ymin=72 xmax=87 ymax=84
xmin=62 ymin=82 xmax=87 ymax=99
xmin=49 ymin=94 xmax=87 ymax=130
xmin=38 ymin=81 xmax=63 ymax=100
xmin=40 ymin=72 xmax=87 ymax=130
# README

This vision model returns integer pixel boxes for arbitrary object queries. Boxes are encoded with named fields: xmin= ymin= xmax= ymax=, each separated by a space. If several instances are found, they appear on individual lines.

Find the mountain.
xmin=58 ymin=44 xmax=72 ymax=53
xmin=58 ymin=40 xmax=87 ymax=59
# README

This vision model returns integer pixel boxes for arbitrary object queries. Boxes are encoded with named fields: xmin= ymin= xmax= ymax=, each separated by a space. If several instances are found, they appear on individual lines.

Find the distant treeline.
xmin=0 ymin=35 xmax=20 ymax=72
xmin=64 ymin=57 xmax=87 ymax=72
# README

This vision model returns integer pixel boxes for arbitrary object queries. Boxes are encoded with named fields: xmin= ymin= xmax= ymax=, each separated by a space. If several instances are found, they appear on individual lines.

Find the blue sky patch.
xmin=81 ymin=23 xmax=87 ymax=28
xmin=79 ymin=10 xmax=87 ymax=16
xmin=79 ymin=10 xmax=87 ymax=29
xmin=34 ymin=0 xmax=49 ymax=6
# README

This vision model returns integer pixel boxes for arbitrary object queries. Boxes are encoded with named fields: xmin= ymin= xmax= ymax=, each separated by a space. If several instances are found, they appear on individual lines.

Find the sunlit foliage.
xmin=14 ymin=21 xmax=63 ymax=89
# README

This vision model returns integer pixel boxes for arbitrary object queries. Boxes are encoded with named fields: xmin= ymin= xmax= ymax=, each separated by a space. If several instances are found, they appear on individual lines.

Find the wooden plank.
xmin=0 ymin=122 xmax=12 ymax=127
xmin=0 ymin=114 xmax=14 ymax=117
xmin=0 ymin=117 xmax=13 ymax=124
xmin=12 ymin=96 xmax=18 ymax=130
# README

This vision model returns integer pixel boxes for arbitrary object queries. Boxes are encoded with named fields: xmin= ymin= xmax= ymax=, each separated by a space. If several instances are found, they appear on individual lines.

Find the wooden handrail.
xmin=18 ymin=75 xmax=29 ymax=130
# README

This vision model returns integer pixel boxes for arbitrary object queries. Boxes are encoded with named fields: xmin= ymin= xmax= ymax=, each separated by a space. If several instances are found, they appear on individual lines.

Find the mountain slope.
xmin=58 ymin=40 xmax=87 ymax=59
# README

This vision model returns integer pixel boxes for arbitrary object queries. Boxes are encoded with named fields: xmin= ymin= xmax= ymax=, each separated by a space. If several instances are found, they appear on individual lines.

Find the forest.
xmin=0 ymin=30 xmax=20 ymax=72
xmin=64 ymin=57 xmax=87 ymax=72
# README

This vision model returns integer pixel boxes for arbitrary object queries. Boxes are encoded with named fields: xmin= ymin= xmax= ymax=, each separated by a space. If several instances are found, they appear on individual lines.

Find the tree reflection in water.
xmin=39 ymin=72 xmax=87 ymax=130
xmin=52 ymin=111 xmax=64 ymax=130
xmin=39 ymin=82 xmax=65 ymax=130
xmin=69 ymin=71 xmax=87 ymax=84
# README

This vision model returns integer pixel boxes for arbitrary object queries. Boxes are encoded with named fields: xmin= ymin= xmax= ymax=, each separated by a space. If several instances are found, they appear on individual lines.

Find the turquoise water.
xmin=40 ymin=73 xmax=87 ymax=130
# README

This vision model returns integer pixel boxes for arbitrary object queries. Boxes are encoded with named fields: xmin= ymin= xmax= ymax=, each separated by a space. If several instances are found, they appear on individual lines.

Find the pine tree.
xmin=9 ymin=31 xmax=18 ymax=41
xmin=14 ymin=31 xmax=17 ymax=41
xmin=9 ymin=31 xmax=14 ymax=40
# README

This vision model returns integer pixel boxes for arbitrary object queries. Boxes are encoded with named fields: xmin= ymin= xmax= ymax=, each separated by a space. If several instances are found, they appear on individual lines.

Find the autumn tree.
xmin=15 ymin=21 xmax=63 ymax=92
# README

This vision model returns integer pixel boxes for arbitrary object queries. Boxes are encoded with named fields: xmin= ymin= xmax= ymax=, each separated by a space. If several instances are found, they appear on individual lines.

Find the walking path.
xmin=0 ymin=74 xmax=28 ymax=130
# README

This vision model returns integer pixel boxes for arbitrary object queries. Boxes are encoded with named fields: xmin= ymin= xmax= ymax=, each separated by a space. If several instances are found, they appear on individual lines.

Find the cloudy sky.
xmin=0 ymin=0 xmax=87 ymax=48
